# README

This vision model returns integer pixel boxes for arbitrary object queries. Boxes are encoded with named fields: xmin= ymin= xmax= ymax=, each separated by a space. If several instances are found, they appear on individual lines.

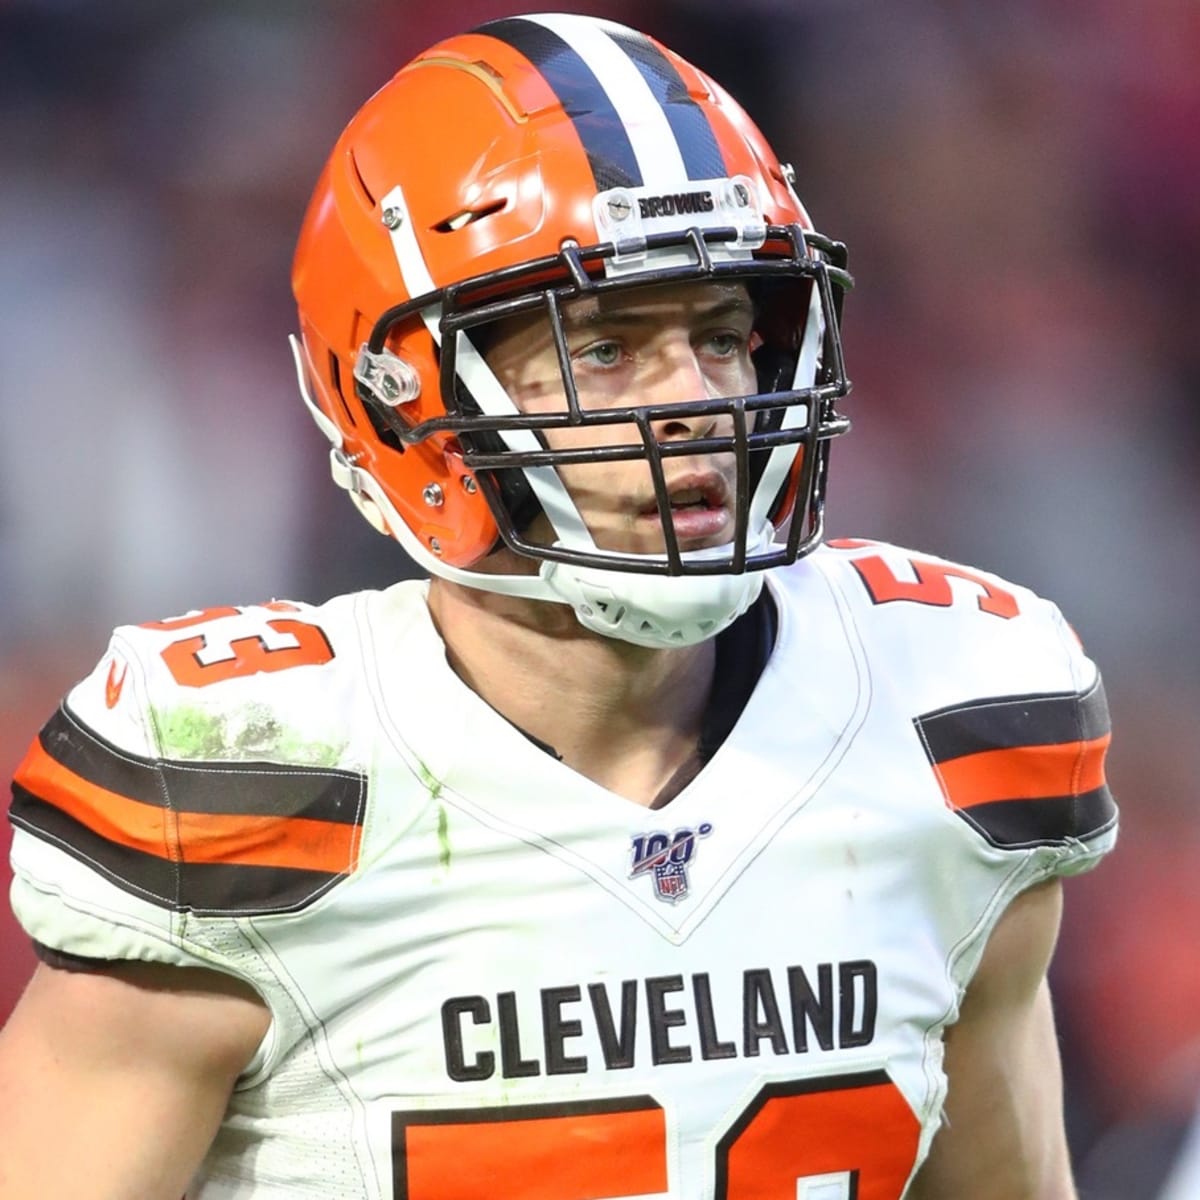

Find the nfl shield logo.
xmin=653 ymin=862 xmax=689 ymax=901
xmin=630 ymin=823 xmax=713 ymax=904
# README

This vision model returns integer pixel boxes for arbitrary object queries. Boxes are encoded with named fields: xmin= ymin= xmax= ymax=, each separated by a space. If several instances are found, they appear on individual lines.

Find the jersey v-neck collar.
xmin=503 ymin=592 xmax=778 ymax=809
xmin=362 ymin=565 xmax=869 ymax=938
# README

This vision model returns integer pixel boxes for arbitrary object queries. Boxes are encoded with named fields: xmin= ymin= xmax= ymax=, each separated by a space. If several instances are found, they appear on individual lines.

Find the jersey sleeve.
xmin=912 ymin=664 xmax=1116 ymax=869
xmin=7 ymin=605 xmax=367 ymax=1014
xmin=11 ymin=628 xmax=203 ymax=968
xmin=825 ymin=540 xmax=1119 ymax=880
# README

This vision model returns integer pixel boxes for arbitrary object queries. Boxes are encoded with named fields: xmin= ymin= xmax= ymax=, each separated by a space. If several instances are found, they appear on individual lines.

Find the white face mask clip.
xmin=353 ymin=345 xmax=421 ymax=408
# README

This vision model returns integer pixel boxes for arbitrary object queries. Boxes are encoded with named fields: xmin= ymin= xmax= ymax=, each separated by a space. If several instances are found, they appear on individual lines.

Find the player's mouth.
xmin=637 ymin=473 xmax=732 ymax=541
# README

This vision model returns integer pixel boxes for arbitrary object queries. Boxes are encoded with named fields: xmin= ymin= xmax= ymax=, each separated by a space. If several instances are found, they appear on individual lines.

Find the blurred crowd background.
xmin=2 ymin=1 xmax=1197 ymax=1194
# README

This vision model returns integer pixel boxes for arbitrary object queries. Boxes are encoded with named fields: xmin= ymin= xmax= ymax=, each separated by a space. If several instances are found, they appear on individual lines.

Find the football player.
xmin=0 ymin=14 xmax=1116 ymax=1199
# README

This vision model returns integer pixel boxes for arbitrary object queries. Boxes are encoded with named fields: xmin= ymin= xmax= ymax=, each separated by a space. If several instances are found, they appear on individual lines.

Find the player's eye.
xmin=702 ymin=331 xmax=747 ymax=358
xmin=576 ymin=339 xmax=623 ymax=369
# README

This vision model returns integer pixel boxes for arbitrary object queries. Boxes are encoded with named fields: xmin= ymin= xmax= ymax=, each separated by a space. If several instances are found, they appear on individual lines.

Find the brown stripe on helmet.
xmin=474 ymin=16 xmax=643 ymax=191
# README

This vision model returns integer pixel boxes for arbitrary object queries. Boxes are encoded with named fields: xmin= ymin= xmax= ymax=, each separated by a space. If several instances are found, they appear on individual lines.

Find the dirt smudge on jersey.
xmin=153 ymin=701 xmax=346 ymax=766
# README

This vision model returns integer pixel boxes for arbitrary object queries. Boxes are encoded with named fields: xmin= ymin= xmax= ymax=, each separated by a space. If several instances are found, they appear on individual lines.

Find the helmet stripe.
xmin=599 ymin=26 xmax=727 ymax=181
xmin=525 ymin=13 xmax=689 ymax=189
xmin=478 ymin=17 xmax=644 ymax=191
xmin=479 ymin=15 xmax=724 ymax=192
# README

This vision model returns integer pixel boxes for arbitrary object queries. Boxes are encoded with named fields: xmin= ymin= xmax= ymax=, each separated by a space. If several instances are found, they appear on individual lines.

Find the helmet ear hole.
xmin=357 ymin=394 xmax=408 ymax=454
xmin=327 ymin=353 xmax=360 ymax=427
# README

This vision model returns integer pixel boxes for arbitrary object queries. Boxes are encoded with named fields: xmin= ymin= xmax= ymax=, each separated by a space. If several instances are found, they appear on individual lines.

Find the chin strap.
xmin=541 ymin=558 xmax=766 ymax=647
xmin=540 ymin=525 xmax=774 ymax=647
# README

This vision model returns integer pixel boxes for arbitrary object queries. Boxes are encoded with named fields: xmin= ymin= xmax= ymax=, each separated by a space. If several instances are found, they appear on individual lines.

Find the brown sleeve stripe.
xmin=12 ymin=786 xmax=345 ymax=915
xmin=950 ymin=790 xmax=1116 ymax=851
xmin=14 ymin=741 xmax=177 ymax=859
xmin=914 ymin=680 xmax=1117 ymax=849
xmin=917 ymin=680 xmax=1110 ymax=762
xmin=9 ymin=705 xmax=365 ymax=915
xmin=13 ymin=739 xmax=360 ymax=873
xmin=31 ymin=706 xmax=362 ymax=822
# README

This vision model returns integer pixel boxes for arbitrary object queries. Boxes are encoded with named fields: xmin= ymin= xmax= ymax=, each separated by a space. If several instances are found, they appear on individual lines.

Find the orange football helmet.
xmin=291 ymin=13 xmax=851 ymax=646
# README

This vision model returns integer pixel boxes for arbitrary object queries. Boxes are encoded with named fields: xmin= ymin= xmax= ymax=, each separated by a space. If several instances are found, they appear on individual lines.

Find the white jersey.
xmin=8 ymin=540 xmax=1117 ymax=1199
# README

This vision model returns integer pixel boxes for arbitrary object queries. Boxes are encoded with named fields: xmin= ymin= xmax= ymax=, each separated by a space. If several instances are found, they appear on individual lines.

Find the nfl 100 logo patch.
xmin=629 ymin=823 xmax=713 ymax=904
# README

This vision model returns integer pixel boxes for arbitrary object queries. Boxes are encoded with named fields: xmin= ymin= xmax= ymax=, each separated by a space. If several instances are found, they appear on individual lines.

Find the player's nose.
xmin=648 ymin=345 xmax=723 ymax=440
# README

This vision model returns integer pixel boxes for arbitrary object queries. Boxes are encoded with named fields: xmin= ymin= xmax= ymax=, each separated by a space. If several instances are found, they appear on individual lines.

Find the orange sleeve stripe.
xmin=15 ymin=741 xmax=170 ymax=857
xmin=175 ymin=811 xmax=359 ymax=873
xmin=14 ymin=740 xmax=358 ymax=875
xmin=933 ymin=734 xmax=1110 ymax=810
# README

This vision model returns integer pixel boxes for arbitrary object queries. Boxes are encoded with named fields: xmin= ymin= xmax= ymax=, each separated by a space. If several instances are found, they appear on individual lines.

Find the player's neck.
xmin=425 ymin=576 xmax=715 ymax=807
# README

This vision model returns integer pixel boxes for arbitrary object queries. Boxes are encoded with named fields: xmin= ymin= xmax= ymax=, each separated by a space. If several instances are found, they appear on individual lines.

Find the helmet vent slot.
xmin=434 ymin=200 xmax=507 ymax=233
xmin=328 ymin=353 xmax=358 ymax=426
xmin=348 ymin=150 xmax=376 ymax=207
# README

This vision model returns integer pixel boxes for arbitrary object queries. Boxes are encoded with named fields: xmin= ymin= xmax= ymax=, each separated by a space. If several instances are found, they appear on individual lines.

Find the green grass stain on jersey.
xmin=436 ymin=803 xmax=452 ymax=871
xmin=154 ymin=702 xmax=344 ymax=766
xmin=415 ymin=760 xmax=442 ymax=799
xmin=155 ymin=706 xmax=230 ymax=759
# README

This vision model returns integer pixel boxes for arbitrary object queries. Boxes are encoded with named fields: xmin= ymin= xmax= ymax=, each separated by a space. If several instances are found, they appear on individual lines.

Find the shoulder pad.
xmin=10 ymin=598 xmax=369 ymax=916
xmin=816 ymin=540 xmax=1082 ymax=692
xmin=815 ymin=540 xmax=1119 ymax=856
xmin=822 ymin=539 xmax=1031 ymax=620
xmin=74 ymin=598 xmax=362 ymax=764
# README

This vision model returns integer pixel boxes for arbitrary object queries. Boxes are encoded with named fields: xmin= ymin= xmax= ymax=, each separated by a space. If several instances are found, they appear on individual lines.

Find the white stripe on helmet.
xmin=525 ymin=13 xmax=690 ymax=190
xmin=379 ymin=184 xmax=596 ymax=549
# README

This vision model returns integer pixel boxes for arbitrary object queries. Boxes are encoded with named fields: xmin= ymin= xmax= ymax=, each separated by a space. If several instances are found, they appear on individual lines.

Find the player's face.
xmin=483 ymin=280 xmax=758 ymax=556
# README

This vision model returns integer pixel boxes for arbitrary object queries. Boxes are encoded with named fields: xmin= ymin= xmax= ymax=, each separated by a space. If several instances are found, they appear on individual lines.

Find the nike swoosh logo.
xmin=105 ymin=660 xmax=128 ymax=709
